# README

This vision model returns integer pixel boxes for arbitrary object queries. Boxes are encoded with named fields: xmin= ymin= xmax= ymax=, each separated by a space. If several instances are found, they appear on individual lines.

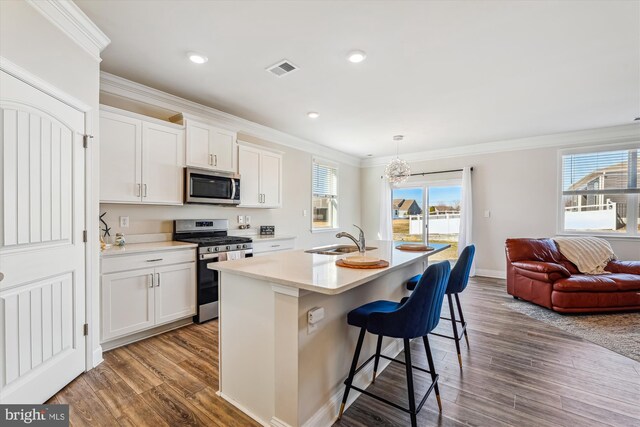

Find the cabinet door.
xmin=142 ymin=122 xmax=184 ymax=205
xmin=239 ymin=146 xmax=261 ymax=207
xmin=185 ymin=120 xmax=213 ymax=169
xmin=101 ymin=268 xmax=155 ymax=341
xmin=100 ymin=111 xmax=142 ymax=202
xmin=154 ymin=262 xmax=196 ymax=325
xmin=260 ymin=152 xmax=282 ymax=208
xmin=210 ymin=128 xmax=236 ymax=172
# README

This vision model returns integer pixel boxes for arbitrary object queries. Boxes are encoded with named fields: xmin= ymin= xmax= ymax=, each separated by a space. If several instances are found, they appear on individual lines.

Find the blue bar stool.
xmin=338 ymin=261 xmax=451 ymax=427
xmin=406 ymin=245 xmax=475 ymax=368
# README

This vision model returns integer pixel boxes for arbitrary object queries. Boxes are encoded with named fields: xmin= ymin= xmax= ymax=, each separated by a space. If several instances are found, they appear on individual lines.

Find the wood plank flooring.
xmin=47 ymin=277 xmax=640 ymax=426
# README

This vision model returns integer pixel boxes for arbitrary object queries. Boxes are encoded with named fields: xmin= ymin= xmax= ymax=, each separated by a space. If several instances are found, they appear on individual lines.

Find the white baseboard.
xmin=302 ymin=338 xmax=404 ymax=427
xmin=475 ymin=269 xmax=506 ymax=279
xmin=269 ymin=417 xmax=293 ymax=427
xmin=217 ymin=390 xmax=272 ymax=427
xmin=92 ymin=345 xmax=104 ymax=368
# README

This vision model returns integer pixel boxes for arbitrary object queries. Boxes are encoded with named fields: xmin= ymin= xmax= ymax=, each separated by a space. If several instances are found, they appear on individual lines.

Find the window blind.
xmin=312 ymin=162 xmax=338 ymax=197
xmin=562 ymin=148 xmax=639 ymax=195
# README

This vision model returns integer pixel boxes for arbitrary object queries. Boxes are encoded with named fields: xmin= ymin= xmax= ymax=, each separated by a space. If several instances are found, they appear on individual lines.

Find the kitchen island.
xmin=210 ymin=240 xmax=449 ymax=427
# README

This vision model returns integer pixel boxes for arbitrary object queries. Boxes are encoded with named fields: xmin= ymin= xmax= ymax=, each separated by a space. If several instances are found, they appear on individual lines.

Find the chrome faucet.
xmin=336 ymin=225 xmax=366 ymax=254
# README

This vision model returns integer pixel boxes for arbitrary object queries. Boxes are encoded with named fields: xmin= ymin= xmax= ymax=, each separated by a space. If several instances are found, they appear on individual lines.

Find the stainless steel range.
xmin=173 ymin=219 xmax=252 ymax=323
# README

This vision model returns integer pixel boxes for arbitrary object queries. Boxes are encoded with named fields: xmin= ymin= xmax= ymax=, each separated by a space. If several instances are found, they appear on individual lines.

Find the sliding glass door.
xmin=391 ymin=182 xmax=461 ymax=261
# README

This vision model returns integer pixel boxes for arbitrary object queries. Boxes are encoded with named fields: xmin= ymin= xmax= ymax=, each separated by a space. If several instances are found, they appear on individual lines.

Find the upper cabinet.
xmin=100 ymin=107 xmax=184 ymax=205
xmin=183 ymin=119 xmax=237 ymax=173
xmin=239 ymin=144 xmax=282 ymax=208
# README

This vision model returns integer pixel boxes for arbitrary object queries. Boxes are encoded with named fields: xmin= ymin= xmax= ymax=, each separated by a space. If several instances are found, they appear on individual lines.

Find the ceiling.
xmin=76 ymin=0 xmax=639 ymax=158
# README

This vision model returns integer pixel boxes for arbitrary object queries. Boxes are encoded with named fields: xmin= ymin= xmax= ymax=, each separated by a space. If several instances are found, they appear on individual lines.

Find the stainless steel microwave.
xmin=185 ymin=168 xmax=240 ymax=205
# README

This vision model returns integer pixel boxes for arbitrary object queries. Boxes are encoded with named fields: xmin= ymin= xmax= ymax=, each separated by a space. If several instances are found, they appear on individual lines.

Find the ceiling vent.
xmin=266 ymin=60 xmax=299 ymax=77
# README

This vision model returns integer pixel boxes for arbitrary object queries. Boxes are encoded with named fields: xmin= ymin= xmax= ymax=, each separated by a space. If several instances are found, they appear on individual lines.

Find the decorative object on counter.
xmin=114 ymin=233 xmax=126 ymax=246
xmin=260 ymin=226 xmax=275 ymax=236
xmin=99 ymin=212 xmax=111 ymax=238
xmin=342 ymin=255 xmax=382 ymax=266
xmin=335 ymin=259 xmax=389 ymax=269
xmin=99 ymin=233 xmax=111 ymax=251
xmin=396 ymin=243 xmax=434 ymax=251
xmin=384 ymin=135 xmax=411 ymax=183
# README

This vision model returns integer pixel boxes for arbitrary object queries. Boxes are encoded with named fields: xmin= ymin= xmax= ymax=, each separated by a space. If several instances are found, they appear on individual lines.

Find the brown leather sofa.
xmin=505 ymin=238 xmax=640 ymax=313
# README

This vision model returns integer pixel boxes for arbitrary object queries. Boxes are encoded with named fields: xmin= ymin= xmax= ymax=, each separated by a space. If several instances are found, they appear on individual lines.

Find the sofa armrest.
xmin=605 ymin=260 xmax=640 ymax=275
xmin=511 ymin=261 xmax=571 ymax=276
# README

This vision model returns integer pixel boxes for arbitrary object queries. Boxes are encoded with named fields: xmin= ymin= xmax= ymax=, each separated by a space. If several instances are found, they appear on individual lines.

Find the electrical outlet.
xmin=237 ymin=215 xmax=244 ymax=224
xmin=245 ymin=215 xmax=251 ymax=224
xmin=303 ymin=209 xmax=308 ymax=217
xmin=119 ymin=216 xmax=129 ymax=228
xmin=484 ymin=210 xmax=491 ymax=218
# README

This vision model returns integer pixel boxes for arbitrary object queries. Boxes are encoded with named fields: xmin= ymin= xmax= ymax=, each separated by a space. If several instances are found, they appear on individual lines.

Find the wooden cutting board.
xmin=336 ymin=259 xmax=389 ymax=269
xmin=395 ymin=244 xmax=434 ymax=251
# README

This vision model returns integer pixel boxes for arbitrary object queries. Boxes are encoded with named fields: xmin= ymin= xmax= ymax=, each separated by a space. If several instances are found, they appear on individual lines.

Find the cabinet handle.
xmin=271 ymin=244 xmax=281 ymax=248
xmin=143 ymin=184 xmax=148 ymax=197
xmin=146 ymin=258 xmax=163 ymax=262
xmin=149 ymin=274 xmax=154 ymax=288
xmin=209 ymin=154 xmax=213 ymax=165
xmin=214 ymin=154 xmax=218 ymax=166
xmin=136 ymin=183 xmax=141 ymax=197
xmin=156 ymin=273 xmax=161 ymax=287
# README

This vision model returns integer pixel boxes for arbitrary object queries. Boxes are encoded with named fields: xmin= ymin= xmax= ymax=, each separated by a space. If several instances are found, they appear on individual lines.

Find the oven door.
xmin=185 ymin=168 xmax=241 ymax=205
xmin=197 ymin=250 xmax=253 ymax=323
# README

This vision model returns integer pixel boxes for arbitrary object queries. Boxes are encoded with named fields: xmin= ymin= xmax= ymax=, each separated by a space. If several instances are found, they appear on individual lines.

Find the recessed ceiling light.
xmin=307 ymin=112 xmax=320 ymax=119
xmin=367 ymin=154 xmax=373 ymax=157
xmin=635 ymin=117 xmax=640 ymax=121
xmin=347 ymin=50 xmax=367 ymax=63
xmin=188 ymin=52 xmax=208 ymax=64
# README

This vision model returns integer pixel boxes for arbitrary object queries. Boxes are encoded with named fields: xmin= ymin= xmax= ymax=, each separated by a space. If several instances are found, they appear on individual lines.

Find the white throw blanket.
xmin=553 ymin=237 xmax=616 ymax=275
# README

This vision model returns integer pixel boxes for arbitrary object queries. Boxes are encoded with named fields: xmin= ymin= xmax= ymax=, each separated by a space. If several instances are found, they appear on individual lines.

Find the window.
xmin=560 ymin=147 xmax=639 ymax=236
xmin=312 ymin=159 xmax=338 ymax=230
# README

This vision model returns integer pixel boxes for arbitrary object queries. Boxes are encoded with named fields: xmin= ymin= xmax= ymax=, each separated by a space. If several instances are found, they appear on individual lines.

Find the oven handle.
xmin=200 ymin=253 xmax=221 ymax=261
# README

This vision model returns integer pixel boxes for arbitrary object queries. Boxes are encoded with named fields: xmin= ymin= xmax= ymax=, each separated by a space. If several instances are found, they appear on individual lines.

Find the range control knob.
xmin=215 ymin=247 xmax=220 ymax=252
xmin=242 ymin=244 xmax=247 ymax=249
xmin=208 ymin=247 xmax=214 ymax=253
xmin=226 ymin=246 xmax=231 ymax=250
xmin=236 ymin=245 xmax=242 ymax=250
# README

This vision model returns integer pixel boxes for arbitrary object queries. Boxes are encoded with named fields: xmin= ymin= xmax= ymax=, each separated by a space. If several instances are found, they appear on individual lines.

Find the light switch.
xmin=245 ymin=215 xmax=251 ymax=224
xmin=484 ymin=210 xmax=491 ymax=218
xmin=303 ymin=209 xmax=308 ymax=217
xmin=119 ymin=216 xmax=129 ymax=228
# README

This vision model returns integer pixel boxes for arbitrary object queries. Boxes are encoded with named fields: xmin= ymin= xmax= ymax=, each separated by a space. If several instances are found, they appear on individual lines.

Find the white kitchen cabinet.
xmin=239 ymin=144 xmax=282 ymax=208
xmin=101 ymin=268 xmax=155 ymax=341
xmin=100 ymin=106 xmax=184 ymax=205
xmin=100 ymin=247 xmax=196 ymax=346
xmin=154 ymin=262 xmax=197 ymax=325
xmin=185 ymin=119 xmax=237 ymax=172
xmin=252 ymin=237 xmax=296 ymax=256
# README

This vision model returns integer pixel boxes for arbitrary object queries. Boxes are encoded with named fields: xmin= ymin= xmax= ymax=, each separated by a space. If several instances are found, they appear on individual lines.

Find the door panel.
xmin=154 ymin=263 xmax=196 ymax=325
xmin=239 ymin=146 xmax=261 ymax=207
xmin=260 ymin=152 xmax=281 ymax=207
xmin=186 ymin=120 xmax=212 ymax=169
xmin=142 ymin=122 xmax=184 ymax=205
xmin=210 ymin=129 xmax=236 ymax=172
xmin=99 ymin=111 xmax=142 ymax=203
xmin=101 ymin=268 xmax=155 ymax=341
xmin=1 ymin=70 xmax=86 ymax=404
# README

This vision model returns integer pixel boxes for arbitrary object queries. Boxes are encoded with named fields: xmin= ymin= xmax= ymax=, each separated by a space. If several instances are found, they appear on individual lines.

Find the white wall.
xmin=361 ymin=127 xmax=640 ymax=277
xmin=0 ymin=1 xmax=104 ymax=365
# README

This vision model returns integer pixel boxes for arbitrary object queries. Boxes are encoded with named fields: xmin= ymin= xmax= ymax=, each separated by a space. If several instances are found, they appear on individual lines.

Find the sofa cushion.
xmin=506 ymin=238 xmax=563 ymax=263
xmin=553 ymin=274 xmax=640 ymax=293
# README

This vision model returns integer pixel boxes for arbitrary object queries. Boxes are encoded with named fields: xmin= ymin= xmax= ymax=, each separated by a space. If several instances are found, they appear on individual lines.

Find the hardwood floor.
xmin=47 ymin=277 xmax=640 ymax=426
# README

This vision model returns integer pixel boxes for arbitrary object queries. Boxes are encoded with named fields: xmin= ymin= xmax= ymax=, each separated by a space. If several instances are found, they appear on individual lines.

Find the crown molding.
xmin=99 ymin=72 xmax=362 ymax=167
xmin=27 ymin=0 xmax=110 ymax=63
xmin=361 ymin=123 xmax=640 ymax=167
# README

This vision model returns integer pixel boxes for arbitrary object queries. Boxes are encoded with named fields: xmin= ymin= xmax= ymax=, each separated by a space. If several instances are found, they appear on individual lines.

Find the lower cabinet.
xmin=101 ymin=251 xmax=196 ymax=344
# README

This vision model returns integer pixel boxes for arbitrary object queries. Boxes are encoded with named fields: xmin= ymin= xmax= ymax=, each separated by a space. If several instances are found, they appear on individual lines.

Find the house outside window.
xmin=312 ymin=159 xmax=339 ymax=230
xmin=560 ymin=147 xmax=639 ymax=236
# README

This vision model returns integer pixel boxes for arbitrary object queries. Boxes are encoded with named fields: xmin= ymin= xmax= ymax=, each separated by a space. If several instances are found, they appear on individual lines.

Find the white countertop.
xmin=101 ymin=241 xmax=198 ymax=257
xmin=252 ymin=234 xmax=296 ymax=241
xmin=210 ymin=240 xmax=449 ymax=295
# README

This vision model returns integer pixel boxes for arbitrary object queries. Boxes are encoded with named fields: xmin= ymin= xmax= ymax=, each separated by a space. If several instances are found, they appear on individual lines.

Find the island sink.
xmin=305 ymin=244 xmax=377 ymax=255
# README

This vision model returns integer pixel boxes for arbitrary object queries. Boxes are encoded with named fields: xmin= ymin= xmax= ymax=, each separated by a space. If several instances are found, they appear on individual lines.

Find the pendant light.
xmin=384 ymin=135 xmax=411 ymax=183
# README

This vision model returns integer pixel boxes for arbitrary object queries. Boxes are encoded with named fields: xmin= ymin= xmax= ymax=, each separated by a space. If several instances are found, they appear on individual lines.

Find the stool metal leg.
xmin=422 ymin=335 xmax=442 ymax=411
xmin=447 ymin=294 xmax=463 ymax=368
xmin=454 ymin=293 xmax=470 ymax=348
xmin=372 ymin=335 xmax=383 ymax=383
xmin=338 ymin=327 xmax=366 ymax=420
xmin=403 ymin=339 xmax=417 ymax=427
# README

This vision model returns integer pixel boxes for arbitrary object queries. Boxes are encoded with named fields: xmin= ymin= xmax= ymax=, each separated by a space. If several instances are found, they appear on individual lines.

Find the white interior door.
xmin=0 ymin=70 xmax=86 ymax=403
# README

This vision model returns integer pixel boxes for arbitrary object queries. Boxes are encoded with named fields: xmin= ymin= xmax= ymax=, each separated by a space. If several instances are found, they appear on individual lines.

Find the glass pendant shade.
xmin=384 ymin=157 xmax=411 ymax=183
